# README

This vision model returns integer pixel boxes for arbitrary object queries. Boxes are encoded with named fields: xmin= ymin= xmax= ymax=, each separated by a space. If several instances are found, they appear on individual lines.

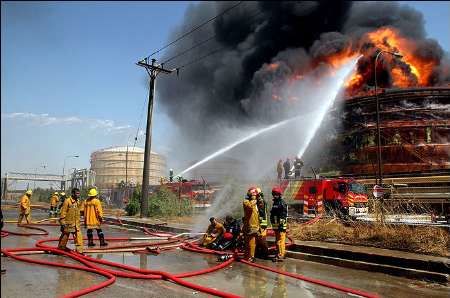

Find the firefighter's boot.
xmin=87 ymin=233 xmax=95 ymax=247
xmin=99 ymin=233 xmax=108 ymax=247
xmin=87 ymin=229 xmax=95 ymax=247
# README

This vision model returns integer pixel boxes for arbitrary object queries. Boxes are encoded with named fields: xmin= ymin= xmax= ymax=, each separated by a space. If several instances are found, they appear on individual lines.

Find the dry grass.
xmin=290 ymin=219 xmax=450 ymax=257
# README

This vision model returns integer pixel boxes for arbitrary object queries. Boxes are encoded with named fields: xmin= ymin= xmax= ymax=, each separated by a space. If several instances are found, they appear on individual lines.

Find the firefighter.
xmin=242 ymin=187 xmax=260 ymax=262
xmin=58 ymin=188 xmax=83 ymax=253
xmin=270 ymin=187 xmax=288 ymax=262
xmin=169 ymin=169 xmax=174 ymax=182
xmin=49 ymin=192 xmax=59 ymax=217
xmin=17 ymin=190 xmax=32 ymax=225
xmin=84 ymin=188 xmax=108 ymax=247
xmin=57 ymin=192 xmax=67 ymax=213
xmin=277 ymin=160 xmax=283 ymax=180
xmin=215 ymin=215 xmax=240 ymax=250
xmin=202 ymin=217 xmax=225 ymax=248
xmin=294 ymin=157 xmax=304 ymax=178
xmin=283 ymin=158 xmax=291 ymax=179
xmin=256 ymin=187 xmax=269 ymax=259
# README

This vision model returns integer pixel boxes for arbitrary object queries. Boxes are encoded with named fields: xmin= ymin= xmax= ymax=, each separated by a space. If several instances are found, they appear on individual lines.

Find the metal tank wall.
xmin=90 ymin=146 xmax=166 ymax=189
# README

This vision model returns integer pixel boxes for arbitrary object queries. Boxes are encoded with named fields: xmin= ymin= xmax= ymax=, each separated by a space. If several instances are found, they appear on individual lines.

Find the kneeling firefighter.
xmin=242 ymin=187 xmax=260 ymax=262
xmin=215 ymin=215 xmax=240 ymax=250
xmin=84 ymin=188 xmax=108 ymax=247
xmin=270 ymin=187 xmax=288 ymax=262
xmin=202 ymin=217 xmax=225 ymax=248
xmin=255 ymin=187 xmax=269 ymax=258
xmin=58 ymin=188 xmax=83 ymax=253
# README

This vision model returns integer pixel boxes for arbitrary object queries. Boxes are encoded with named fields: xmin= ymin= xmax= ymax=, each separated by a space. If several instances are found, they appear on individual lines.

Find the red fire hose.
xmin=1 ymin=225 xmax=49 ymax=236
xmin=1 ymin=247 xmax=116 ymax=298
xmin=1 ymin=219 xmax=379 ymax=298
xmin=240 ymin=259 xmax=380 ymax=298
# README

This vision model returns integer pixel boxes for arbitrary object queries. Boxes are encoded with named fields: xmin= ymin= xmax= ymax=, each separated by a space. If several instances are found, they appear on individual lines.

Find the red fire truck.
xmin=280 ymin=177 xmax=369 ymax=218
xmin=160 ymin=179 xmax=217 ymax=208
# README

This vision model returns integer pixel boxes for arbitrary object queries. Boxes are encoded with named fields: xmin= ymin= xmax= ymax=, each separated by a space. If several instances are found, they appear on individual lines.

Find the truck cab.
xmin=322 ymin=179 xmax=369 ymax=217
xmin=282 ymin=177 xmax=369 ymax=218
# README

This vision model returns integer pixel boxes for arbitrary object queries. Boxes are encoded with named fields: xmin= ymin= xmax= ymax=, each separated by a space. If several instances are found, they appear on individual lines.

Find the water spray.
xmin=175 ymin=115 xmax=304 ymax=177
xmin=296 ymin=56 xmax=361 ymax=159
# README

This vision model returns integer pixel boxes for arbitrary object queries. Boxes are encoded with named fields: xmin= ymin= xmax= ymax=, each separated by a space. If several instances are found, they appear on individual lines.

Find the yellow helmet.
xmin=25 ymin=190 xmax=33 ymax=195
xmin=87 ymin=188 xmax=98 ymax=197
xmin=54 ymin=192 xmax=59 ymax=195
xmin=60 ymin=192 xmax=66 ymax=196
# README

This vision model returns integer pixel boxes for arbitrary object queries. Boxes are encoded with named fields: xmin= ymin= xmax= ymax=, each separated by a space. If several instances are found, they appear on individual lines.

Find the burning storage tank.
xmin=90 ymin=146 xmax=166 ymax=189
xmin=335 ymin=87 xmax=450 ymax=175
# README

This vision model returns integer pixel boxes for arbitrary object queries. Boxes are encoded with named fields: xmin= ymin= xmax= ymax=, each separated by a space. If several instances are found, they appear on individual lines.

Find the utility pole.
xmin=137 ymin=58 xmax=174 ymax=218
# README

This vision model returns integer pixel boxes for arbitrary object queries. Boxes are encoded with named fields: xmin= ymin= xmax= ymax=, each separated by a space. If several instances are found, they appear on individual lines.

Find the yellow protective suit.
xmin=202 ymin=222 xmax=225 ymax=247
xmin=17 ymin=195 xmax=31 ymax=224
xmin=58 ymin=197 xmax=83 ymax=253
xmin=275 ymin=231 xmax=286 ymax=257
xmin=84 ymin=197 xmax=103 ymax=229
xmin=50 ymin=195 xmax=59 ymax=207
xmin=243 ymin=197 xmax=260 ymax=260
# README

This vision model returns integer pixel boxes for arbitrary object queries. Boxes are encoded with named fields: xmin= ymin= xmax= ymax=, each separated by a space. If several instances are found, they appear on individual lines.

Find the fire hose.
xmin=1 ymin=225 xmax=49 ymax=237
xmin=1 ymin=219 xmax=379 ymax=298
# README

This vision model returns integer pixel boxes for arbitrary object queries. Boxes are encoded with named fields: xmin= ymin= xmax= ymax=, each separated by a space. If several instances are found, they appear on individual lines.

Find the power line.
xmin=143 ymin=1 xmax=243 ymax=60
xmin=163 ymin=9 xmax=265 ymax=67
xmin=132 ymin=96 xmax=148 ymax=150
xmin=162 ymin=35 xmax=216 ymax=65
xmin=178 ymin=47 xmax=225 ymax=70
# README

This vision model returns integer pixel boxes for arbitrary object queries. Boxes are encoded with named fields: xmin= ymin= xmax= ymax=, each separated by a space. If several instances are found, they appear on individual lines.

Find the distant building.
xmin=188 ymin=156 xmax=245 ymax=185
xmin=90 ymin=146 xmax=166 ymax=189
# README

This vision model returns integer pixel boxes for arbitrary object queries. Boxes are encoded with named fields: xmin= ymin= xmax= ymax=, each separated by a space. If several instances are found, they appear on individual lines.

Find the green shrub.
xmin=148 ymin=186 xmax=192 ymax=217
xmin=125 ymin=187 xmax=141 ymax=216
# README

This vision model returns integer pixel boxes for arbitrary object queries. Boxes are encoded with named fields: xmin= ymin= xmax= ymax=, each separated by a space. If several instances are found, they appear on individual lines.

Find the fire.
xmin=365 ymin=27 xmax=436 ymax=87
xmin=345 ymin=73 xmax=363 ymax=89
xmin=267 ymin=63 xmax=280 ymax=71
xmin=267 ymin=26 xmax=441 ymax=102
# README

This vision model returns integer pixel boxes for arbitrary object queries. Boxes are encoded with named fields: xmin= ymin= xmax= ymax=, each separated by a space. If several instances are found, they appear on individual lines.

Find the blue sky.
xmin=1 ymin=1 xmax=449 ymax=178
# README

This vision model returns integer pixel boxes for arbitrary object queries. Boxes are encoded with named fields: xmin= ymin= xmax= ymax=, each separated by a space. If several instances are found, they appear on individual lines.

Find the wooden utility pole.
xmin=137 ymin=58 xmax=174 ymax=218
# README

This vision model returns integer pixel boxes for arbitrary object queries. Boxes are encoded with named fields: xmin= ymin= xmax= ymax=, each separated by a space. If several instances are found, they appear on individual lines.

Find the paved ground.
xmin=1 ymin=209 xmax=449 ymax=298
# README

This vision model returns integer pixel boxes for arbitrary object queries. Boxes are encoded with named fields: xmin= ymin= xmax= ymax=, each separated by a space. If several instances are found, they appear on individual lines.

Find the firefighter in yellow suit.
xmin=49 ymin=192 xmax=59 ymax=217
xmin=242 ymin=187 xmax=260 ymax=262
xmin=84 ymin=188 xmax=108 ymax=247
xmin=17 ymin=190 xmax=32 ymax=225
xmin=255 ymin=187 xmax=269 ymax=258
xmin=58 ymin=188 xmax=83 ymax=253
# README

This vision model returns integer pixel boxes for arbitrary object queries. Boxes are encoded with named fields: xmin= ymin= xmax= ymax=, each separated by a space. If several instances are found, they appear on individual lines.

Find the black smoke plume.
xmin=156 ymin=1 xmax=449 ymax=167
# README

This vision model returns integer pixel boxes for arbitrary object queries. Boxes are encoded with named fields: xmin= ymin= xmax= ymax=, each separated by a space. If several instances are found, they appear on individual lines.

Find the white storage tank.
xmin=90 ymin=146 xmax=166 ymax=189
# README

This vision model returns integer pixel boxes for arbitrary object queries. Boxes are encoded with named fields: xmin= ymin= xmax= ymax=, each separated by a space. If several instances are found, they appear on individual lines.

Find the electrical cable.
xmin=142 ymin=1 xmax=243 ymax=60
xmin=168 ymin=8 xmax=265 ymax=71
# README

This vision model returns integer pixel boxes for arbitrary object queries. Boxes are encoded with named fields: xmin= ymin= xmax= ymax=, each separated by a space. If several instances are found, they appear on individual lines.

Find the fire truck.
xmin=280 ymin=177 xmax=369 ymax=218
xmin=159 ymin=179 xmax=217 ymax=208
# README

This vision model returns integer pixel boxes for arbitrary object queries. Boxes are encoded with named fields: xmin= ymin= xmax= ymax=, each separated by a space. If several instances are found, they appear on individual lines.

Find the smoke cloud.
xmin=156 ymin=1 xmax=449 ymax=172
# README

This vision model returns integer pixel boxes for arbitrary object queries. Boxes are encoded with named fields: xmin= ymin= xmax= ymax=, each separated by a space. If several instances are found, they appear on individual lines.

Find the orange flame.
xmin=267 ymin=63 xmax=280 ymax=71
xmin=366 ymin=27 xmax=435 ymax=86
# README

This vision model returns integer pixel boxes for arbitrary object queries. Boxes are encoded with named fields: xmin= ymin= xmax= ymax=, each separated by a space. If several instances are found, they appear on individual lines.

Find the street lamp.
xmin=374 ymin=50 xmax=402 ymax=224
xmin=374 ymin=50 xmax=403 ymax=186
xmin=62 ymin=155 xmax=79 ymax=190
